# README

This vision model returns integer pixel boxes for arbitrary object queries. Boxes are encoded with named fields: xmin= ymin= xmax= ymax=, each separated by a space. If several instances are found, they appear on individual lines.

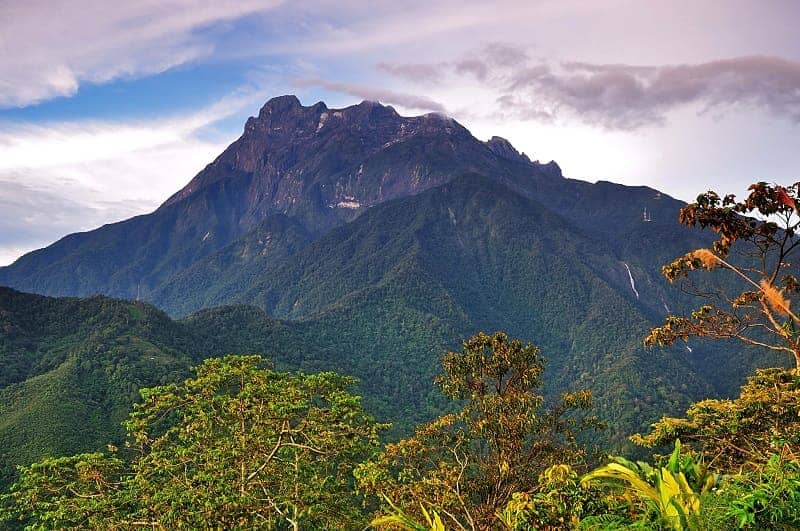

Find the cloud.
xmin=293 ymin=78 xmax=447 ymax=113
xmin=0 ymin=90 xmax=264 ymax=265
xmin=508 ymin=55 xmax=800 ymax=129
xmin=0 ymin=0 xmax=283 ymax=108
xmin=375 ymin=42 xmax=529 ymax=84
xmin=380 ymin=45 xmax=800 ymax=130
xmin=275 ymin=0 xmax=512 ymax=56
xmin=479 ymin=42 xmax=531 ymax=68
xmin=0 ymin=179 xmax=147 ymax=265
xmin=377 ymin=62 xmax=445 ymax=84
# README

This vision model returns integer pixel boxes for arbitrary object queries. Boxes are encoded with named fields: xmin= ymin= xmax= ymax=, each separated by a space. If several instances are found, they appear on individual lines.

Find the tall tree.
xmin=1 ymin=355 xmax=383 ymax=530
xmin=646 ymin=182 xmax=800 ymax=370
xmin=356 ymin=332 xmax=601 ymax=530
xmin=632 ymin=367 xmax=800 ymax=470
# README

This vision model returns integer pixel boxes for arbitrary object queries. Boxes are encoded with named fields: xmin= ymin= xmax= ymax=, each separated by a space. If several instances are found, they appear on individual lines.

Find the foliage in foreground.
xmin=581 ymin=440 xmax=718 ymax=530
xmin=3 ymin=349 xmax=800 ymax=530
xmin=572 ymin=442 xmax=800 ymax=531
xmin=646 ymin=181 xmax=800 ymax=369
xmin=632 ymin=367 xmax=800 ymax=470
xmin=356 ymin=332 xmax=602 ymax=529
xmin=374 ymin=401 xmax=800 ymax=530
xmin=0 ymin=355 xmax=383 ymax=530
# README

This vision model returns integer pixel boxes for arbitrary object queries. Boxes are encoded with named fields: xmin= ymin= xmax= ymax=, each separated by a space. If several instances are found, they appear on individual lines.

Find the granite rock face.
xmin=164 ymin=96 xmax=558 ymax=231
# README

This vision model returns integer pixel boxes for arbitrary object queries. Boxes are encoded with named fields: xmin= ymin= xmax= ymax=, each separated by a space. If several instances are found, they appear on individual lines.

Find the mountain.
xmin=0 ymin=96 xmax=559 ymax=301
xmin=0 ymin=96 xmax=788 ymax=463
xmin=0 ymin=97 xmax=704 ymax=319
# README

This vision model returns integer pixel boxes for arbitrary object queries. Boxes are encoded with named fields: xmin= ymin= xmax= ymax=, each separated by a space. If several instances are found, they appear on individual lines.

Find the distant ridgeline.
xmin=0 ymin=97 xmax=787 ymax=487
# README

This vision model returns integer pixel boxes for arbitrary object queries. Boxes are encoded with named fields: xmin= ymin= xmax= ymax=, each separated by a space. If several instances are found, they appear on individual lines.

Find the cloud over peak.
xmin=293 ymin=78 xmax=447 ymax=113
xmin=381 ymin=46 xmax=800 ymax=130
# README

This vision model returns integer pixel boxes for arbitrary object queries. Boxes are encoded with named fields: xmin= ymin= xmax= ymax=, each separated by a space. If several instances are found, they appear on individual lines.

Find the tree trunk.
xmin=793 ymin=345 xmax=800 ymax=373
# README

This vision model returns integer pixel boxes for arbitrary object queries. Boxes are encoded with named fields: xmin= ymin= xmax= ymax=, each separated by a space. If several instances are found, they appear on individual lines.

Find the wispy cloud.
xmin=293 ymin=78 xmax=447 ymax=113
xmin=507 ymin=55 xmax=800 ymax=129
xmin=381 ymin=45 xmax=800 ymax=130
xmin=0 ymin=0 xmax=283 ymax=108
xmin=377 ymin=63 xmax=446 ymax=85
xmin=0 ymin=179 xmax=149 ymax=266
xmin=0 ymin=90 xmax=264 ymax=265
xmin=275 ymin=1 xmax=509 ymax=56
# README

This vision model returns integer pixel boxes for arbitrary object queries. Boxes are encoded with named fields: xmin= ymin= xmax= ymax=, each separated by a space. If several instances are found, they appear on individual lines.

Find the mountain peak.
xmin=342 ymin=99 xmax=400 ymax=121
xmin=257 ymin=96 xmax=402 ymax=118
xmin=540 ymin=160 xmax=562 ymax=179
xmin=158 ymin=94 xmax=567 ymax=215
xmin=356 ymin=99 xmax=381 ymax=108
xmin=258 ymin=94 xmax=304 ymax=116
xmin=485 ymin=135 xmax=531 ymax=165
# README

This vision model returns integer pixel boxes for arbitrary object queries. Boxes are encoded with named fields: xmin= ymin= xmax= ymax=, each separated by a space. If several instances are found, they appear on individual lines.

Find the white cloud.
xmin=0 ymin=0 xmax=283 ymax=107
xmin=0 ymin=90 xmax=265 ymax=266
xmin=293 ymin=78 xmax=446 ymax=113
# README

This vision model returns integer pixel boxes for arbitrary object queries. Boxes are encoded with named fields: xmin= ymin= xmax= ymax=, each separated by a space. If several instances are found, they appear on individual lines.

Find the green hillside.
xmin=0 ymin=289 xmax=328 ymax=489
xmin=2 ymin=174 xmax=787 ymax=490
xmin=0 ymin=290 xmax=188 ymax=486
xmin=223 ymin=174 xmax=735 ymax=442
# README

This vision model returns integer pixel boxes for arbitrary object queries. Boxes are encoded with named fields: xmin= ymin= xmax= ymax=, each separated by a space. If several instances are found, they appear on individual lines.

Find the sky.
xmin=1 ymin=0 xmax=800 ymax=266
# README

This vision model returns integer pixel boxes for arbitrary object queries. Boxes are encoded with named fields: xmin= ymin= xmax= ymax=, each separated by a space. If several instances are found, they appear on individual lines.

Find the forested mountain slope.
xmin=0 ymin=288 xmax=321 ymax=488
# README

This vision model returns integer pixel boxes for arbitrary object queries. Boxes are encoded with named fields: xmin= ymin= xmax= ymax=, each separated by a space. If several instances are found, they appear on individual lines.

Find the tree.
xmin=645 ymin=182 xmax=800 ymax=370
xmin=632 ymin=367 xmax=800 ymax=470
xmin=0 ymin=452 xmax=129 ymax=529
xmin=1 ymin=355 xmax=384 ymax=530
xmin=356 ymin=332 xmax=601 ymax=530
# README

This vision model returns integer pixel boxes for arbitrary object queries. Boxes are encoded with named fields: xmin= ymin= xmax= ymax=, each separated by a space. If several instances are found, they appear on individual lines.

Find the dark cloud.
xmin=508 ymin=55 xmax=800 ymax=129
xmin=293 ymin=77 xmax=446 ymax=113
xmin=381 ymin=46 xmax=800 ymax=130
